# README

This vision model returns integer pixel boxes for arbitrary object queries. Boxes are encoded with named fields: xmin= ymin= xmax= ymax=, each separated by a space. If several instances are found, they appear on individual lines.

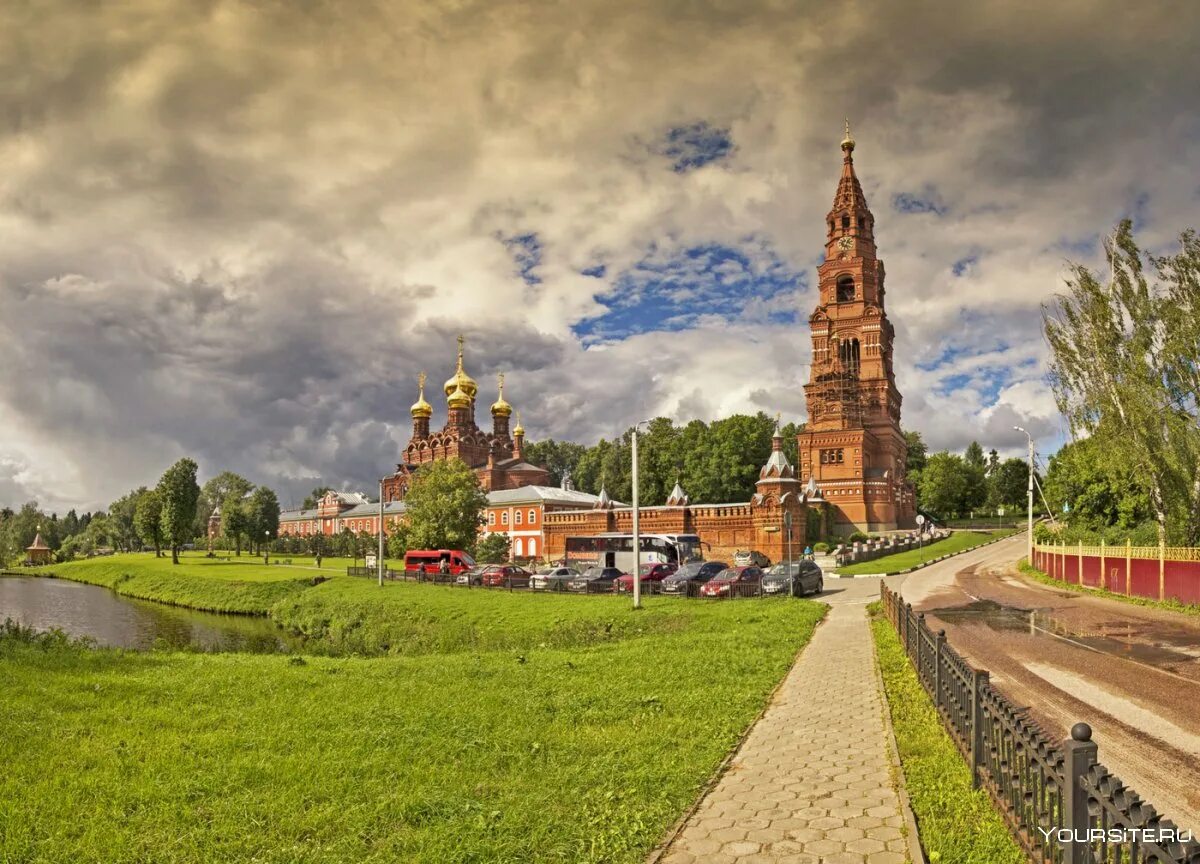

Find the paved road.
xmin=890 ymin=534 xmax=1200 ymax=833
xmin=659 ymin=576 xmax=913 ymax=864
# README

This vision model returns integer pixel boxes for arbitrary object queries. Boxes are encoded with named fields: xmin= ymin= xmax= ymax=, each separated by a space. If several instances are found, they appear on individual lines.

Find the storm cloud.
xmin=1 ymin=0 xmax=1197 ymax=510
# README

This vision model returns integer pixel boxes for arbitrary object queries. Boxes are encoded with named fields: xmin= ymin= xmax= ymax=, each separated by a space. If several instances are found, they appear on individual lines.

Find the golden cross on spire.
xmin=456 ymin=334 xmax=465 ymax=367
xmin=841 ymin=118 xmax=855 ymax=152
xmin=418 ymin=370 xmax=426 ymax=393
xmin=775 ymin=411 xmax=782 ymax=431
xmin=497 ymin=371 xmax=505 ymax=395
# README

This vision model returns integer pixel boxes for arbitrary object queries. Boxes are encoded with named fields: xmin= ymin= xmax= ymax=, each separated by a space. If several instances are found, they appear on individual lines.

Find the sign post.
xmin=916 ymin=513 xmax=926 ymax=566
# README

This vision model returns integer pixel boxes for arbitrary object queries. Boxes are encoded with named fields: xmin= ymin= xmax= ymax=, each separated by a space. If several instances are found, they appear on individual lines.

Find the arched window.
xmin=529 ymin=538 xmax=537 ymax=557
xmin=841 ymin=215 xmax=850 ymax=230
xmin=839 ymin=338 xmax=861 ymax=373
xmin=837 ymin=275 xmax=855 ymax=302
xmin=514 ymin=538 xmax=523 ymax=556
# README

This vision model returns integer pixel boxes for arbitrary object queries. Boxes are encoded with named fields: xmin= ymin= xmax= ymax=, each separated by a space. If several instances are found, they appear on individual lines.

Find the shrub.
xmin=847 ymin=531 xmax=870 ymax=544
xmin=813 ymin=542 xmax=829 ymax=554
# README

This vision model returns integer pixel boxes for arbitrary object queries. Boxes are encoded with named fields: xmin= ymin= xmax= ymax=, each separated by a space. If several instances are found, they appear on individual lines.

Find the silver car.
xmin=531 ymin=566 xmax=579 ymax=592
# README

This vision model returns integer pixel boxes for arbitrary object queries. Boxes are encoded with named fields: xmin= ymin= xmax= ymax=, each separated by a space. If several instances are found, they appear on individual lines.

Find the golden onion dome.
xmin=447 ymin=382 xmax=471 ymax=409
xmin=840 ymin=117 xmax=855 ymax=153
xmin=410 ymin=371 xmax=433 ymax=419
xmin=490 ymin=372 xmax=513 ymax=417
xmin=443 ymin=334 xmax=478 ymax=402
xmin=513 ymin=411 xmax=524 ymax=436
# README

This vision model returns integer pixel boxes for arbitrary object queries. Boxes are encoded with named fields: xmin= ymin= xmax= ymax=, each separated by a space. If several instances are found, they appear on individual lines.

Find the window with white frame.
xmin=528 ymin=508 xmax=536 ymax=524
xmin=515 ymin=510 xmax=522 ymax=525
xmin=501 ymin=512 xmax=509 ymax=525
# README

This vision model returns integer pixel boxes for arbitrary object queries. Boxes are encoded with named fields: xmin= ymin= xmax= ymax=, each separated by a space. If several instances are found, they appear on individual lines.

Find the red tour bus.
xmin=403 ymin=549 xmax=475 ymax=576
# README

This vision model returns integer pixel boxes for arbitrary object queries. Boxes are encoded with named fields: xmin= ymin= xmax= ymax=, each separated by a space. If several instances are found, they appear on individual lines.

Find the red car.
xmin=700 ymin=565 xmax=764 ymax=597
xmin=615 ymin=562 xmax=678 ymax=593
xmin=480 ymin=564 xmax=532 ymax=588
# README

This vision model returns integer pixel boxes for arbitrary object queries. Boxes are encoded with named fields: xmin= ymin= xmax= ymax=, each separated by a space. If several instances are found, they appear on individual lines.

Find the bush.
xmin=813 ymin=542 xmax=829 ymax=554
xmin=847 ymin=531 xmax=870 ymax=544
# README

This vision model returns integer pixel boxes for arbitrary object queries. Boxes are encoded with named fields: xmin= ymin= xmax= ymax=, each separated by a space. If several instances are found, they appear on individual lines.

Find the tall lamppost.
xmin=1014 ymin=425 xmax=1034 ymax=561
xmin=630 ymin=419 xmax=650 ymax=610
xmin=264 ymin=530 xmax=270 ymax=565
xmin=377 ymin=477 xmax=386 ymax=587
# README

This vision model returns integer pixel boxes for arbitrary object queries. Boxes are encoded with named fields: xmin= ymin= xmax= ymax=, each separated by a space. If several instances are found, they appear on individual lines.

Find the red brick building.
xmin=798 ymin=125 xmax=916 ymax=532
xmin=542 ymin=427 xmax=810 ymax=563
xmin=381 ymin=336 xmax=551 ymax=502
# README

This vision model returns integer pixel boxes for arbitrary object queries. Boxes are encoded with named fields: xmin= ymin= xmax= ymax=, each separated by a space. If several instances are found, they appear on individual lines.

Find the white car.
xmin=531 ymin=566 xmax=580 ymax=591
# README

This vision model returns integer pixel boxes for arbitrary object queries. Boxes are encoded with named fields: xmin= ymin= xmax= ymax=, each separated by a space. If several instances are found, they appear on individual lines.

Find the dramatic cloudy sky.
xmin=2 ymin=0 xmax=1198 ymax=512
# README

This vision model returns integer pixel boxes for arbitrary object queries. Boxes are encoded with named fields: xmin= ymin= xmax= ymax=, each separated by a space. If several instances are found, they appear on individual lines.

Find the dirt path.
xmin=889 ymin=535 xmax=1200 ymax=833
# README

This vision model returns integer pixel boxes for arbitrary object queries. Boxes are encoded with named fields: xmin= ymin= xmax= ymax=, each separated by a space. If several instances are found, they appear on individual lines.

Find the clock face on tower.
xmin=837 ymin=236 xmax=853 ymax=254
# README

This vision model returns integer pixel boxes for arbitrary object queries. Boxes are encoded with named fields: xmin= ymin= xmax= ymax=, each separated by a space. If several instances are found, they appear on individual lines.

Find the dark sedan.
xmin=700 ymin=565 xmax=764 ymax=597
xmin=567 ymin=566 xmax=624 ymax=593
xmin=761 ymin=561 xmax=823 ymax=596
xmin=661 ymin=561 xmax=729 ymax=594
xmin=614 ymin=562 xmax=677 ymax=593
xmin=480 ymin=564 xmax=532 ymax=588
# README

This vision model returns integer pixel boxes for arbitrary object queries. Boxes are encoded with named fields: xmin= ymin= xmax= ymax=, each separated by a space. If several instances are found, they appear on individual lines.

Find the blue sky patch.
xmin=656 ymin=121 xmax=734 ymax=172
xmin=500 ymin=232 xmax=543 ymax=286
xmin=893 ymin=186 xmax=948 ymax=216
xmin=572 ymin=240 xmax=804 ymax=343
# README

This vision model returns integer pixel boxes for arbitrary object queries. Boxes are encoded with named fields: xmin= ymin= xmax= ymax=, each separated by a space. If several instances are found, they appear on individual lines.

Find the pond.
xmin=0 ymin=575 xmax=302 ymax=653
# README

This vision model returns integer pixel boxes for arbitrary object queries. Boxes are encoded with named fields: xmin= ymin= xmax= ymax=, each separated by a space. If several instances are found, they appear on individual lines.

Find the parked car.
xmin=661 ymin=561 xmax=729 ymax=594
xmin=567 ymin=566 xmax=624 ymax=593
xmin=733 ymin=549 xmax=771 ymax=568
xmin=761 ymin=561 xmax=823 ymax=596
xmin=614 ymin=561 xmax=678 ymax=593
xmin=456 ymin=566 xmax=489 ymax=586
xmin=531 ymin=566 xmax=580 ymax=592
xmin=480 ymin=564 xmax=532 ymax=588
xmin=700 ymin=565 xmax=764 ymax=597
xmin=405 ymin=549 xmax=475 ymax=577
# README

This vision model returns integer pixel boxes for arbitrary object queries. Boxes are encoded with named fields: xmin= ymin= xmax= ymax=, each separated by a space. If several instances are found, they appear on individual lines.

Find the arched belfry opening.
xmin=836 ymin=275 xmax=855 ymax=302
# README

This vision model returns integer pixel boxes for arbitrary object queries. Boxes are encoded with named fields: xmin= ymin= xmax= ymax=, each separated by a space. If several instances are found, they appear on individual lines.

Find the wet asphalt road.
xmin=886 ymin=534 xmax=1200 ymax=834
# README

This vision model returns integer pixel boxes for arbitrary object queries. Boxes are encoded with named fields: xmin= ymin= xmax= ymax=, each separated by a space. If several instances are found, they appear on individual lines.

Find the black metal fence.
xmin=880 ymin=584 xmax=1199 ymax=864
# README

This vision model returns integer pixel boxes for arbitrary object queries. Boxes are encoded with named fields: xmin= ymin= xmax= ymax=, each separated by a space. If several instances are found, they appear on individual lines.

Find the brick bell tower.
xmin=798 ymin=123 xmax=915 ymax=532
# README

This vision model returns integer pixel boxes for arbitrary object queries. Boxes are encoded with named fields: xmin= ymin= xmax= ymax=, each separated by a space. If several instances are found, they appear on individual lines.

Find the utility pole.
xmin=377 ymin=478 xmax=386 ymax=587
xmin=631 ymin=420 xmax=649 ymax=610
xmin=1014 ymin=426 xmax=1034 ymax=561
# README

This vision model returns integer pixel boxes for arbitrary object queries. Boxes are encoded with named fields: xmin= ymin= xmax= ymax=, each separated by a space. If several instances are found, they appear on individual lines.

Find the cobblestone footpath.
xmin=657 ymin=578 xmax=912 ymax=864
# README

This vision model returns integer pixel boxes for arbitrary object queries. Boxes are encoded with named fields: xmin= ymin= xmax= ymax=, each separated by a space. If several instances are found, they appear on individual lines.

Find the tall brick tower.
xmin=798 ymin=123 xmax=915 ymax=532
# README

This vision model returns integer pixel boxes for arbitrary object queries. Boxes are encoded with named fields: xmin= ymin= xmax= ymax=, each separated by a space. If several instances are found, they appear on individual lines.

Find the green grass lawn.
xmin=26 ymin=552 xmax=318 ymax=613
xmin=868 ymin=602 xmax=1023 ymax=864
xmin=0 ymin=594 xmax=825 ymax=864
xmin=837 ymin=529 xmax=1017 ymax=576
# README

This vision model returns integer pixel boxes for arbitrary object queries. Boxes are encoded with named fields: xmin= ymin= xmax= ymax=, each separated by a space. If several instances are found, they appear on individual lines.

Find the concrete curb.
xmin=832 ymin=531 xmax=1022 ymax=578
xmin=870 ymin=612 xmax=929 ymax=864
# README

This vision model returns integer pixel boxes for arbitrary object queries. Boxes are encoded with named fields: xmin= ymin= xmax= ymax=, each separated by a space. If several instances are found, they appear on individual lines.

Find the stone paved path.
xmin=658 ymin=578 xmax=912 ymax=864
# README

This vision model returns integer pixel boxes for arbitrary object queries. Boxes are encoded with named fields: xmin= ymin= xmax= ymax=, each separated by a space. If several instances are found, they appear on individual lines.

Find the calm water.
xmin=0 ymin=575 xmax=301 ymax=652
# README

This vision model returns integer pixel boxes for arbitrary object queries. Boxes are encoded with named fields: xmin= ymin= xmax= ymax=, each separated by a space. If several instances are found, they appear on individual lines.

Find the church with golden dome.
xmin=381 ymin=336 xmax=551 ymax=501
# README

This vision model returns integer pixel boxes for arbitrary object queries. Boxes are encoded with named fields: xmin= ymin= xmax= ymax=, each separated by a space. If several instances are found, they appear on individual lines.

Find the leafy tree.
xmin=246 ymin=486 xmax=281 ymax=553
xmin=156 ymin=458 xmax=200 ymax=564
xmin=961 ymin=441 xmax=988 ymax=513
xmin=476 ymin=532 xmax=511 ymax=564
xmin=62 ymin=509 xmax=81 ymax=539
xmin=385 ymin=523 xmax=408 ymax=560
xmin=1044 ymin=220 xmax=1200 ymax=544
xmin=916 ymin=452 xmax=968 ymax=517
xmin=991 ymin=458 xmax=1030 ymax=513
xmin=221 ymin=498 xmax=250 ymax=555
xmin=196 ymin=471 xmax=254 ymax=535
xmin=134 ymin=489 xmax=164 ymax=557
xmin=106 ymin=489 xmax=143 ymax=552
xmin=404 ymin=458 xmax=488 ymax=551
xmin=521 ymin=439 xmax=587 ymax=487
xmin=1043 ymin=438 xmax=1150 ymax=534
xmin=903 ymin=429 xmax=928 ymax=482
xmin=302 ymin=486 xmax=333 ymax=510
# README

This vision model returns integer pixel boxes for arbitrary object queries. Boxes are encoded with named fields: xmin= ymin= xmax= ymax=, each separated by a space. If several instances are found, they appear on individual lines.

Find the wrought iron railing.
xmin=880 ymin=584 xmax=1200 ymax=864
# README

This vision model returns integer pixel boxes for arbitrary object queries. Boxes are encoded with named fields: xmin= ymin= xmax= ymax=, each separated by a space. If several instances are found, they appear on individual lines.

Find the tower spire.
xmin=841 ymin=118 xmax=854 ymax=153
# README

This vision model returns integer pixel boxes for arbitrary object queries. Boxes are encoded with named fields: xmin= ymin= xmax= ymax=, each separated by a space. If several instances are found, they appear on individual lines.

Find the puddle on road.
xmin=928 ymin=599 xmax=1199 ymax=670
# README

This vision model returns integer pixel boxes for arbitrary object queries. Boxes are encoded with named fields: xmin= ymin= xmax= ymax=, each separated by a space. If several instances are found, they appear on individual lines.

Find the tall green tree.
xmin=1043 ymin=437 xmax=1150 ymax=534
xmin=476 ymin=532 xmax=511 ymax=563
xmin=246 ymin=486 xmax=281 ymax=553
xmin=221 ymin=497 xmax=250 ymax=555
xmin=1044 ymin=220 xmax=1200 ymax=544
xmin=404 ymin=458 xmax=488 ymax=552
xmin=991 ymin=458 xmax=1031 ymax=513
xmin=106 ymin=489 xmax=143 ymax=552
xmin=916 ymin=452 xmax=969 ymax=518
xmin=134 ymin=489 xmax=164 ymax=557
xmin=156 ymin=458 xmax=200 ymax=564
xmin=521 ymin=439 xmax=587 ymax=487
xmin=961 ymin=441 xmax=988 ymax=513
xmin=903 ymin=429 xmax=928 ymax=483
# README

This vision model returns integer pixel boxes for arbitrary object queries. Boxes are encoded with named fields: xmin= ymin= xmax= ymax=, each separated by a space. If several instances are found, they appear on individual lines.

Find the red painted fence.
xmin=1031 ymin=541 xmax=1200 ymax=606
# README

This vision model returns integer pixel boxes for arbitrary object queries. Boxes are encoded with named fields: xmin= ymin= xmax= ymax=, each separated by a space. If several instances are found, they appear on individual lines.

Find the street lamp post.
xmin=784 ymin=509 xmax=794 ymax=596
xmin=264 ymin=531 xmax=270 ymax=565
xmin=631 ymin=420 xmax=650 ymax=610
xmin=1014 ymin=425 xmax=1034 ymax=561
xmin=378 ymin=478 xmax=386 ymax=587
